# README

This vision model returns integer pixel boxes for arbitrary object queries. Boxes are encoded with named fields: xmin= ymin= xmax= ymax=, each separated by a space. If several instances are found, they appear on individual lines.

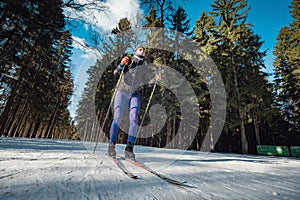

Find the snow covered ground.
xmin=0 ymin=137 xmax=299 ymax=200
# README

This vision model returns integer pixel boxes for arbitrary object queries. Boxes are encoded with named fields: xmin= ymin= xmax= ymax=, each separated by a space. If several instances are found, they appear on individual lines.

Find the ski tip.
xmin=132 ymin=175 xmax=140 ymax=179
xmin=124 ymin=173 xmax=140 ymax=179
xmin=169 ymin=181 xmax=187 ymax=185
xmin=178 ymin=182 xmax=199 ymax=188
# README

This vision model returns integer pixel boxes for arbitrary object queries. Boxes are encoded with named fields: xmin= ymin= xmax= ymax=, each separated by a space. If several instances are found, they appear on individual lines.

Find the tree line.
xmin=0 ymin=0 xmax=76 ymax=139
xmin=0 ymin=0 xmax=108 ymax=140
xmin=76 ymin=0 xmax=300 ymax=154
xmin=1 ymin=0 xmax=299 ymax=154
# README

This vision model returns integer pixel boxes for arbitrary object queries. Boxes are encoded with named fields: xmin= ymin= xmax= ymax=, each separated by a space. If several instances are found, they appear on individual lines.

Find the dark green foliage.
xmin=74 ymin=0 xmax=300 ymax=152
xmin=0 ymin=0 xmax=75 ymax=139
xmin=1 ymin=0 xmax=298 ymax=155
xmin=273 ymin=0 xmax=300 ymax=130
xmin=195 ymin=0 xmax=277 ymax=153
xmin=167 ymin=6 xmax=193 ymax=36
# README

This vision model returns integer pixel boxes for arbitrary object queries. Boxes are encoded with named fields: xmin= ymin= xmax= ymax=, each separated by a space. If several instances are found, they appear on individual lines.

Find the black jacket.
xmin=114 ymin=54 xmax=156 ymax=95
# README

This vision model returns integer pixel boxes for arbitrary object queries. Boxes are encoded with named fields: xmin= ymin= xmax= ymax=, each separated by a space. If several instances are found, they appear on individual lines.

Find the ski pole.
xmin=93 ymin=68 xmax=125 ymax=154
xmin=134 ymin=68 xmax=161 ymax=145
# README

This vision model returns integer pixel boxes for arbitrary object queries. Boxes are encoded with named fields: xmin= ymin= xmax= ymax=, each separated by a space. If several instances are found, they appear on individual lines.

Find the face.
xmin=136 ymin=47 xmax=145 ymax=56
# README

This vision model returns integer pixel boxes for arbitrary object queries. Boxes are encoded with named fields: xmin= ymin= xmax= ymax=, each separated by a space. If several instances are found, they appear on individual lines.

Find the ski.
xmin=123 ymin=158 xmax=187 ymax=185
xmin=111 ymin=157 xmax=139 ymax=179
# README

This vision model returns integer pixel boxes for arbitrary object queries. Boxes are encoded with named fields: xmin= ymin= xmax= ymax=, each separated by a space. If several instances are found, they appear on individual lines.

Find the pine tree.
xmin=195 ymin=0 xmax=273 ymax=153
xmin=144 ymin=6 xmax=163 ymax=28
xmin=143 ymin=6 xmax=164 ymax=63
xmin=139 ymin=0 xmax=175 ymax=26
xmin=273 ymin=0 xmax=300 ymax=129
xmin=289 ymin=0 xmax=300 ymax=85
xmin=167 ymin=6 xmax=193 ymax=36
xmin=195 ymin=12 xmax=217 ymax=53
xmin=0 ymin=0 xmax=74 ymax=139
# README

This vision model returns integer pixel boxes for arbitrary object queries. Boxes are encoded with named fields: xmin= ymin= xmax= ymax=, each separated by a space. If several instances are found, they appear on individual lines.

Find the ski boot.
xmin=125 ymin=142 xmax=135 ymax=160
xmin=108 ymin=142 xmax=116 ymax=158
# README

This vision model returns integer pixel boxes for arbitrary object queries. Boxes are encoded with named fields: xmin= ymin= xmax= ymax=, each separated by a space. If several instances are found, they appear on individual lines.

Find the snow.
xmin=0 ymin=137 xmax=299 ymax=200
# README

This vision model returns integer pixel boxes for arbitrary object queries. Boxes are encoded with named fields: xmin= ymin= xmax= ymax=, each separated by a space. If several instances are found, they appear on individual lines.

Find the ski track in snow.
xmin=0 ymin=137 xmax=299 ymax=200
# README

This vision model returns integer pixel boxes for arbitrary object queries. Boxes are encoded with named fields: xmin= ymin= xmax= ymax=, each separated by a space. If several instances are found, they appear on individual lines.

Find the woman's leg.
xmin=109 ymin=91 xmax=127 ymax=142
xmin=127 ymin=95 xmax=140 ymax=143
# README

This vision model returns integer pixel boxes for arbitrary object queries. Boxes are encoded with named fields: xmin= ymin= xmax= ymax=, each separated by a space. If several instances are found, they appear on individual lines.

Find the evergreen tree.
xmin=195 ymin=0 xmax=273 ymax=153
xmin=273 ymin=0 xmax=300 ymax=129
xmin=167 ymin=6 xmax=193 ymax=36
xmin=139 ymin=0 xmax=176 ymax=26
xmin=0 ymin=0 xmax=74 ymax=139
xmin=195 ymin=12 xmax=217 ymax=53
xmin=143 ymin=6 xmax=164 ymax=63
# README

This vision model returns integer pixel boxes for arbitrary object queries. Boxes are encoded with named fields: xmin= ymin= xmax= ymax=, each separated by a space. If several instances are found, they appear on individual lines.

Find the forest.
xmin=1 ymin=0 xmax=299 ymax=154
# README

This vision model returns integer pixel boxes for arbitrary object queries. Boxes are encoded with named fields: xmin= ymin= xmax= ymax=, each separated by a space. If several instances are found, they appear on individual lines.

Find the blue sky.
xmin=69 ymin=0 xmax=293 ymax=79
xmin=67 ymin=0 xmax=293 ymax=118
xmin=185 ymin=0 xmax=293 ymax=77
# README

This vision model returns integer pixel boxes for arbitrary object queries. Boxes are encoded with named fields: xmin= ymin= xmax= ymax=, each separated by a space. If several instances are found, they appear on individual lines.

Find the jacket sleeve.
xmin=114 ymin=55 xmax=132 ymax=78
xmin=113 ymin=64 xmax=124 ymax=78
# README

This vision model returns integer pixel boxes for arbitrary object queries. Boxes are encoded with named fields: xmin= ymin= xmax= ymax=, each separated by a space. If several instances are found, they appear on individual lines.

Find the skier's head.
xmin=134 ymin=45 xmax=146 ymax=57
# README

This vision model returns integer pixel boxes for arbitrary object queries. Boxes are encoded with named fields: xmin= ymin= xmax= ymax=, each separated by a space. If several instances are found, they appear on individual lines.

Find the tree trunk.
xmin=172 ymin=115 xmax=176 ymax=148
xmin=6 ymin=101 xmax=22 ymax=137
xmin=24 ymin=122 xmax=34 ymax=138
xmin=0 ymin=66 xmax=26 ymax=135
xmin=31 ymin=120 xmax=41 ymax=138
xmin=240 ymin=120 xmax=248 ymax=153
xmin=45 ymin=100 xmax=59 ymax=139
xmin=253 ymin=112 xmax=260 ymax=145
xmin=232 ymin=54 xmax=248 ymax=154
xmin=12 ymin=98 xmax=29 ymax=137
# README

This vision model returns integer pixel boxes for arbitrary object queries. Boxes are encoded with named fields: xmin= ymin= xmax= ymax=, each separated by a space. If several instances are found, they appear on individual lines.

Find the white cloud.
xmin=65 ymin=0 xmax=142 ymax=31
xmin=106 ymin=0 xmax=141 ymax=29
xmin=67 ymin=0 xmax=142 ymax=63
xmin=66 ymin=0 xmax=142 ymax=119
xmin=71 ymin=36 xmax=88 ymax=51
xmin=72 ymin=36 xmax=101 ymax=59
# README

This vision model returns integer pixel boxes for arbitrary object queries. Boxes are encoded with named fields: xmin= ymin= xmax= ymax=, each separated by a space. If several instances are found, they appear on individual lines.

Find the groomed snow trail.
xmin=0 ymin=137 xmax=299 ymax=200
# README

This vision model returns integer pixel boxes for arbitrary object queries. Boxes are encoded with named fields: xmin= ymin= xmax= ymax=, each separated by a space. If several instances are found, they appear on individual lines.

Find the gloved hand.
xmin=156 ymin=74 xmax=162 ymax=81
xmin=121 ymin=56 xmax=130 ymax=65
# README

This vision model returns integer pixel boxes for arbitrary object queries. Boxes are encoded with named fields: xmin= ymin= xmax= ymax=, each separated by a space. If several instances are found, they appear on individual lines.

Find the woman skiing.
xmin=108 ymin=45 xmax=161 ymax=159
